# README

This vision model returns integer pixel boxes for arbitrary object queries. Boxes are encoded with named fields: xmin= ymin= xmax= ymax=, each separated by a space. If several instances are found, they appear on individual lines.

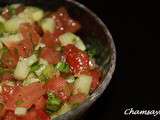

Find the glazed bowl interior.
xmin=0 ymin=0 xmax=116 ymax=120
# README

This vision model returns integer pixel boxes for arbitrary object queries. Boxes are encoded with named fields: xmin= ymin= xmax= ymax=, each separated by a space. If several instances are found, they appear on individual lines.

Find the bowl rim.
xmin=56 ymin=0 xmax=117 ymax=119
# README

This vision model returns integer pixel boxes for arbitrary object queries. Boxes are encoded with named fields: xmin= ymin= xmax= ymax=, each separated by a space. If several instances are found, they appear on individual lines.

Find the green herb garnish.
xmin=56 ymin=62 xmax=70 ymax=73
xmin=46 ymin=92 xmax=62 ymax=114
xmin=30 ymin=62 xmax=43 ymax=73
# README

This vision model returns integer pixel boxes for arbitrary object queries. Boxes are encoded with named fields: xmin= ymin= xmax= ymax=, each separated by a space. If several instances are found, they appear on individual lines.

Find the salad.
xmin=0 ymin=4 xmax=102 ymax=120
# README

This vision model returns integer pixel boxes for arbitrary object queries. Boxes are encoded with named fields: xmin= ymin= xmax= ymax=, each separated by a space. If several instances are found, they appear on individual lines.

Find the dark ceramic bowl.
xmin=0 ymin=0 xmax=116 ymax=119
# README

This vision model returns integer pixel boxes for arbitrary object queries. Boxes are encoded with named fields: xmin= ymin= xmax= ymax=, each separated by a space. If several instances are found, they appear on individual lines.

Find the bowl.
xmin=0 ymin=0 xmax=116 ymax=119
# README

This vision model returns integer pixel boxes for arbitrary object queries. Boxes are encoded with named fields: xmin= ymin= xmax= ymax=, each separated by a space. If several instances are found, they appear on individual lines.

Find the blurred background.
xmin=77 ymin=0 xmax=159 ymax=120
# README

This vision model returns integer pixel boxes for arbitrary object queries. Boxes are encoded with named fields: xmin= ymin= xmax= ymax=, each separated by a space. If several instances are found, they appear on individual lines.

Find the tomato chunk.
xmin=0 ymin=72 xmax=15 ymax=82
xmin=43 ymin=31 xmax=60 ymax=48
xmin=35 ymin=96 xmax=46 ymax=110
xmin=40 ymin=47 xmax=61 ymax=64
xmin=5 ymin=83 xmax=45 ymax=110
xmin=36 ymin=109 xmax=50 ymax=120
xmin=17 ymin=39 xmax=33 ymax=58
xmin=52 ymin=7 xmax=81 ymax=34
xmin=3 ymin=111 xmax=17 ymax=120
xmin=20 ymin=23 xmax=40 ymax=46
xmin=1 ymin=84 xmax=18 ymax=101
xmin=64 ymin=44 xmax=89 ymax=74
xmin=46 ymin=76 xmax=72 ymax=101
xmin=1 ymin=50 xmax=19 ymax=68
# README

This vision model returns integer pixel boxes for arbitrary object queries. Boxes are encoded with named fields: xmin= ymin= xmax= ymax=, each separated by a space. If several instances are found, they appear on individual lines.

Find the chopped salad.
xmin=0 ymin=4 xmax=102 ymax=120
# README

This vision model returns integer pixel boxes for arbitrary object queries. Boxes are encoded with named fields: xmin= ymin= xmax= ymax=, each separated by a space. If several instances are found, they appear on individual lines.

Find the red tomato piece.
xmin=64 ymin=44 xmax=89 ymax=74
xmin=40 ymin=47 xmax=61 ymax=64
xmin=1 ymin=84 xmax=18 ymax=101
xmin=90 ymin=69 xmax=102 ymax=91
xmin=20 ymin=23 xmax=40 ymax=46
xmin=33 ymin=22 xmax=43 ymax=35
xmin=52 ymin=7 xmax=81 ymax=34
xmin=5 ymin=83 xmax=45 ymax=110
xmin=46 ymin=76 xmax=72 ymax=101
xmin=69 ymin=93 xmax=86 ymax=105
xmin=43 ymin=31 xmax=60 ymax=48
xmin=35 ymin=96 xmax=46 ymax=110
xmin=0 ymin=72 xmax=15 ymax=82
xmin=1 ymin=50 xmax=19 ymax=68
xmin=3 ymin=111 xmax=17 ymax=120
xmin=17 ymin=39 xmax=33 ymax=58
xmin=36 ymin=109 xmax=50 ymax=120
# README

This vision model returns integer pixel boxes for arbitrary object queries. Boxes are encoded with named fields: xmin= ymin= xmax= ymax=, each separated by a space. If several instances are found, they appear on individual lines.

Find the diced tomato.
xmin=1 ymin=50 xmax=19 ymax=68
xmin=1 ymin=84 xmax=18 ymax=101
xmin=3 ymin=111 xmax=17 ymax=120
xmin=17 ymin=40 xmax=33 ymax=58
xmin=0 ymin=72 xmax=15 ymax=82
xmin=5 ymin=83 xmax=45 ymax=110
xmin=64 ymin=44 xmax=89 ymax=74
xmin=20 ymin=23 xmax=40 ymax=46
xmin=90 ymin=69 xmax=102 ymax=91
xmin=43 ymin=31 xmax=60 ymax=48
xmin=33 ymin=22 xmax=43 ymax=35
xmin=46 ymin=76 xmax=72 ymax=101
xmin=69 ymin=93 xmax=86 ymax=105
xmin=35 ymin=96 xmax=46 ymax=110
xmin=36 ymin=109 xmax=50 ymax=120
xmin=40 ymin=47 xmax=61 ymax=64
xmin=52 ymin=7 xmax=81 ymax=34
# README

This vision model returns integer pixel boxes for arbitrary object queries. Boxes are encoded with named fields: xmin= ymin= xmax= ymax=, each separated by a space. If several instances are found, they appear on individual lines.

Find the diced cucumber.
xmin=14 ymin=55 xmax=37 ymax=80
xmin=23 ymin=73 xmax=40 ymax=86
xmin=26 ymin=54 xmax=38 ymax=66
xmin=39 ymin=58 xmax=48 ymax=65
xmin=59 ymin=32 xmax=86 ymax=51
xmin=0 ymin=84 xmax=2 ymax=93
xmin=0 ymin=42 xmax=3 ymax=49
xmin=5 ymin=16 xmax=32 ymax=33
xmin=0 ymin=33 xmax=23 ymax=48
xmin=34 ymin=43 xmax=46 ymax=50
xmin=0 ymin=22 xmax=5 ymax=33
xmin=74 ymin=75 xmax=92 ymax=95
xmin=35 ymin=65 xmax=46 ymax=77
xmin=35 ymin=58 xmax=48 ymax=76
xmin=42 ymin=65 xmax=57 ymax=79
xmin=18 ymin=7 xmax=44 ymax=22
xmin=14 ymin=57 xmax=30 ymax=80
xmin=54 ymin=103 xmax=71 ymax=117
xmin=10 ymin=4 xmax=21 ymax=9
xmin=0 ymin=18 xmax=5 ymax=33
xmin=39 ymin=18 xmax=55 ymax=33
xmin=0 ymin=16 xmax=5 ymax=23
xmin=15 ymin=107 xmax=27 ymax=116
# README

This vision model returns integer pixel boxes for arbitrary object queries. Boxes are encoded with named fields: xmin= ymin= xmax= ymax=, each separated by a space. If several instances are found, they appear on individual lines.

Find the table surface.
xmin=77 ymin=0 xmax=159 ymax=120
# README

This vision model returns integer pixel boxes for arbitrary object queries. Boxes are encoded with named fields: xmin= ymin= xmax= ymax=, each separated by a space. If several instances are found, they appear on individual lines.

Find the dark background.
xmin=77 ymin=0 xmax=160 ymax=120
